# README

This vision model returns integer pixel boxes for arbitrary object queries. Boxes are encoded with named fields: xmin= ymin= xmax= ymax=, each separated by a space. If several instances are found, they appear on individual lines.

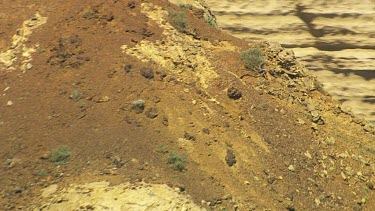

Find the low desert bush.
xmin=49 ymin=145 xmax=71 ymax=164
xmin=155 ymin=144 xmax=168 ymax=153
xmin=167 ymin=151 xmax=186 ymax=171
xmin=179 ymin=4 xmax=192 ymax=9
xmin=170 ymin=11 xmax=186 ymax=32
xmin=240 ymin=48 xmax=265 ymax=70
xmin=204 ymin=14 xmax=217 ymax=27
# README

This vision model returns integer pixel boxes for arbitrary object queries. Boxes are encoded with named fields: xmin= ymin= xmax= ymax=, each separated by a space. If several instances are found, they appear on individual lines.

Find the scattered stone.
xmin=145 ymin=107 xmax=158 ymax=119
xmin=100 ymin=96 xmax=110 ymax=102
xmin=202 ymin=128 xmax=210 ymax=134
xmin=4 ymin=159 xmax=12 ymax=165
xmin=131 ymin=99 xmax=145 ymax=113
xmin=353 ymin=204 xmax=362 ymax=211
xmin=285 ymin=193 xmax=294 ymax=201
xmin=141 ymin=28 xmax=154 ymax=38
xmin=124 ymin=116 xmax=132 ymax=124
xmin=5 ymin=158 xmax=21 ymax=167
xmin=223 ymin=122 xmax=230 ymax=128
xmin=140 ymin=68 xmax=154 ymax=79
xmin=325 ymin=137 xmax=336 ymax=145
xmin=297 ymin=118 xmax=305 ymax=125
xmin=341 ymin=172 xmax=347 ymax=181
xmin=7 ymin=100 xmax=13 ymax=106
xmin=225 ymin=149 xmax=236 ymax=166
xmin=367 ymin=182 xmax=375 ymax=190
xmin=304 ymin=151 xmax=312 ymax=159
xmin=133 ymin=121 xmax=142 ymax=127
xmin=14 ymin=187 xmax=22 ymax=194
xmin=124 ymin=64 xmax=132 ymax=73
xmin=159 ymin=71 xmax=167 ymax=80
xmin=227 ymin=87 xmax=242 ymax=100
xmin=311 ymin=123 xmax=318 ymax=131
xmin=311 ymin=110 xmax=324 ymax=125
xmin=104 ymin=13 xmax=114 ymax=22
xmin=340 ymin=105 xmax=352 ymax=114
xmin=286 ymin=205 xmax=295 ymax=211
xmin=25 ymin=63 xmax=33 ymax=70
xmin=288 ymin=165 xmax=295 ymax=172
xmin=184 ymin=132 xmax=196 ymax=141
xmin=128 ymin=1 xmax=136 ymax=9
xmin=267 ymin=177 xmax=277 ymax=184
xmin=353 ymin=117 xmax=366 ymax=126
xmin=314 ymin=198 xmax=321 ymax=206
xmin=162 ymin=117 xmax=169 ymax=126
xmin=364 ymin=123 xmax=374 ymax=133
xmin=41 ymin=184 xmax=58 ymax=198
xmin=40 ymin=153 xmax=50 ymax=159
xmin=112 ymin=156 xmax=124 ymax=168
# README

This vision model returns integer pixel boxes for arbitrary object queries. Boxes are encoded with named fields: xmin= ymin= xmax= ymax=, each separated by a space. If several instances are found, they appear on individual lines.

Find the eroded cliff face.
xmin=205 ymin=0 xmax=375 ymax=121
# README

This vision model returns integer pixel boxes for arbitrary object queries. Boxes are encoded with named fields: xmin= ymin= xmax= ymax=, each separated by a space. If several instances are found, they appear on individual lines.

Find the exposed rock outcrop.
xmin=205 ymin=0 xmax=375 ymax=121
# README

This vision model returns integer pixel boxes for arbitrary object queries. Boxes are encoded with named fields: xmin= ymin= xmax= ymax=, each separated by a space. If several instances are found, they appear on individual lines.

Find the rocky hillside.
xmin=205 ymin=0 xmax=375 ymax=121
xmin=0 ymin=0 xmax=374 ymax=210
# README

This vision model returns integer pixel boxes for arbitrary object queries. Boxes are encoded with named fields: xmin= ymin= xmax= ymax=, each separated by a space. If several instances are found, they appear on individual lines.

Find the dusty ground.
xmin=0 ymin=0 xmax=374 ymax=210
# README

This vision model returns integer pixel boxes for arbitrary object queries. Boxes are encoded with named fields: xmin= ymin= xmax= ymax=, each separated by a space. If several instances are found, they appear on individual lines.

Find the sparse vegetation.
xmin=131 ymin=99 xmax=145 ymax=113
xmin=260 ymin=102 xmax=269 ymax=110
xmin=82 ymin=10 xmax=95 ymax=19
xmin=179 ymin=4 xmax=192 ymax=9
xmin=167 ymin=151 xmax=186 ymax=171
xmin=69 ymin=89 xmax=82 ymax=101
xmin=155 ymin=144 xmax=168 ymax=153
xmin=36 ymin=169 xmax=49 ymax=177
xmin=169 ymin=11 xmax=187 ymax=32
xmin=49 ymin=145 xmax=71 ymax=164
xmin=204 ymin=14 xmax=217 ymax=27
xmin=38 ymin=48 xmax=46 ymax=54
xmin=240 ymin=48 xmax=265 ymax=70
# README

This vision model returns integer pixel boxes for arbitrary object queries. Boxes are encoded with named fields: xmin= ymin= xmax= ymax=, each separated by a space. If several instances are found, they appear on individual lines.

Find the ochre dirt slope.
xmin=0 ymin=0 xmax=374 ymax=210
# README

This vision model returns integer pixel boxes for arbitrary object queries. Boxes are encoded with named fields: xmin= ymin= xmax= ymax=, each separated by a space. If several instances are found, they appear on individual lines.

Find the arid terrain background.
xmin=205 ymin=0 xmax=375 ymax=121
xmin=0 ymin=0 xmax=374 ymax=210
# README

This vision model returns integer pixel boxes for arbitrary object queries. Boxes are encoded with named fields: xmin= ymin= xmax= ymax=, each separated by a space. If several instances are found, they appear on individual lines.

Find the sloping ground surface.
xmin=204 ymin=0 xmax=375 ymax=121
xmin=0 ymin=0 xmax=374 ymax=210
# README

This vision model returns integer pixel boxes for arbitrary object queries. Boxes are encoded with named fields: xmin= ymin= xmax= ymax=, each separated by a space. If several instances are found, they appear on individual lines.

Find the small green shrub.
xmin=240 ymin=48 xmax=265 ymax=70
xmin=260 ymin=102 xmax=269 ymax=110
xmin=131 ymin=99 xmax=145 ymax=113
xmin=69 ymin=89 xmax=81 ymax=101
xmin=155 ymin=144 xmax=168 ymax=153
xmin=167 ymin=151 xmax=186 ymax=171
xmin=36 ymin=169 xmax=49 ymax=177
xmin=170 ymin=11 xmax=186 ymax=32
xmin=38 ymin=48 xmax=46 ymax=54
xmin=179 ymin=4 xmax=192 ymax=9
xmin=82 ymin=10 xmax=95 ymax=19
xmin=204 ymin=15 xmax=217 ymax=28
xmin=49 ymin=145 xmax=71 ymax=164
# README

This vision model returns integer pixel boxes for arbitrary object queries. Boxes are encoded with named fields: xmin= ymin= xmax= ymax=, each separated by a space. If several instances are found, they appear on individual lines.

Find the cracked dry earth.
xmin=0 ymin=0 xmax=375 ymax=210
